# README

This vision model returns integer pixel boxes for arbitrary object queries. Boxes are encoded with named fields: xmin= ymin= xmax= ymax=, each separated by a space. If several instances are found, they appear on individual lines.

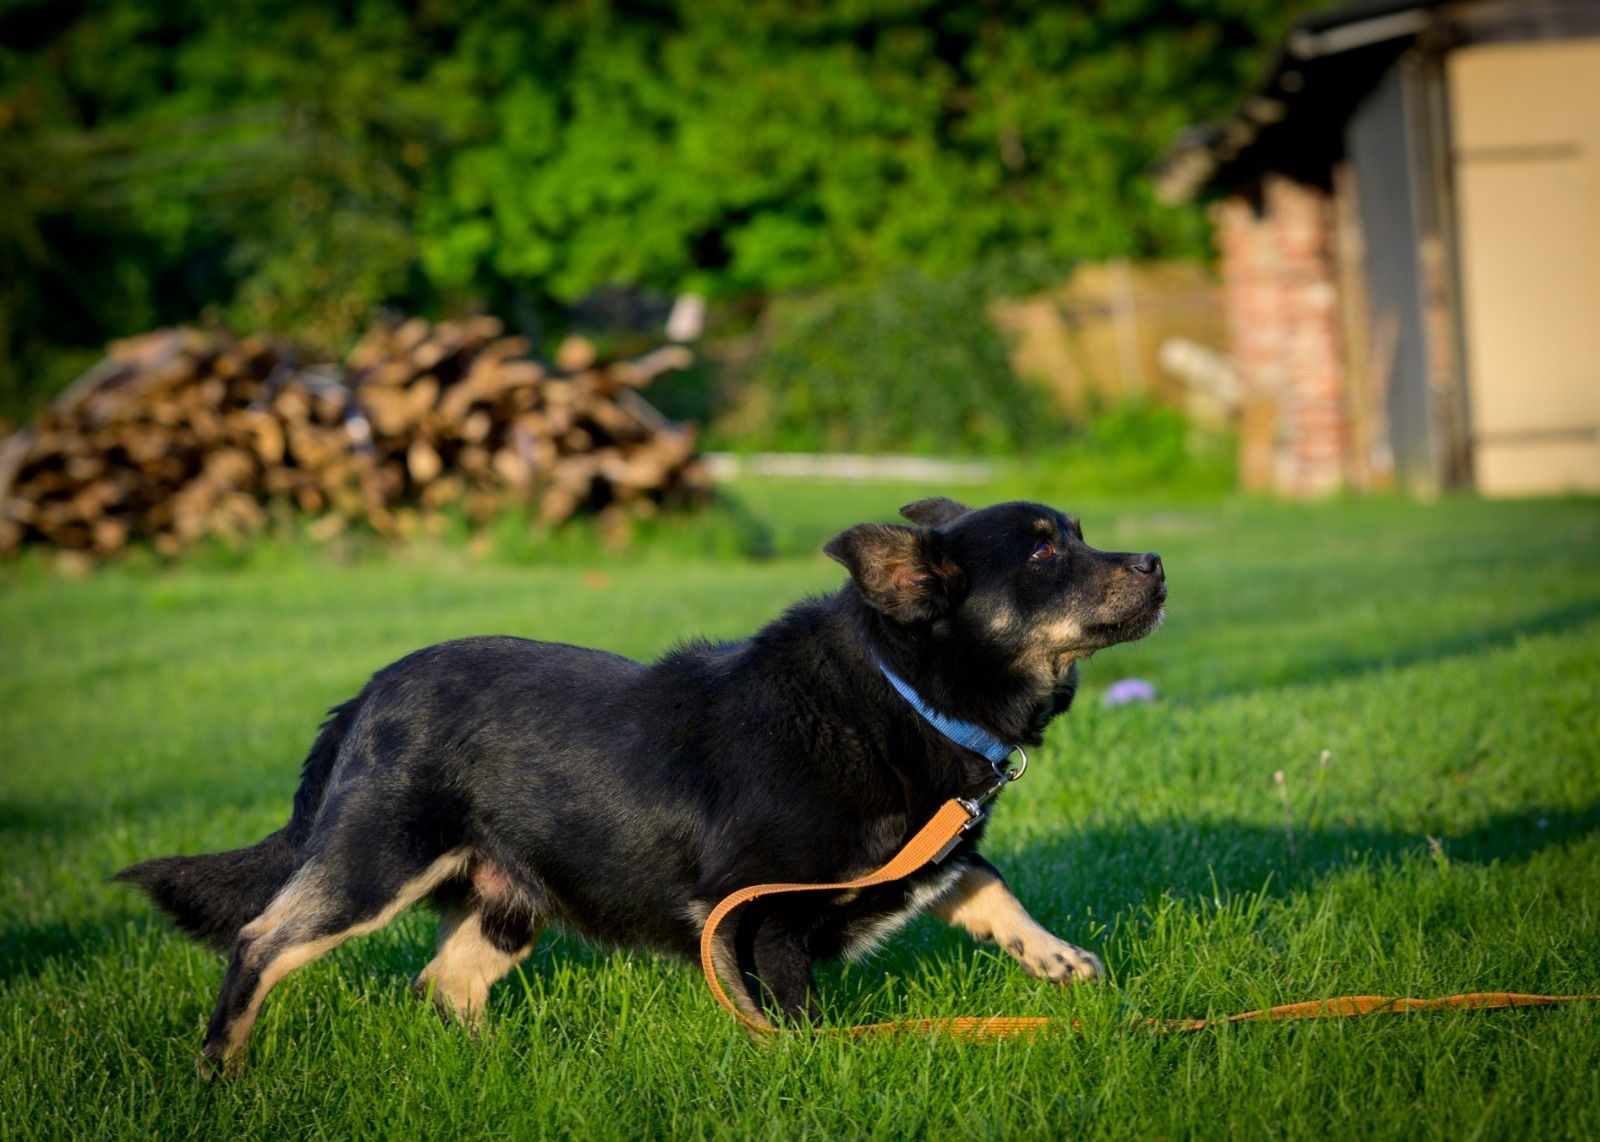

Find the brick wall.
xmin=1214 ymin=175 xmax=1350 ymax=497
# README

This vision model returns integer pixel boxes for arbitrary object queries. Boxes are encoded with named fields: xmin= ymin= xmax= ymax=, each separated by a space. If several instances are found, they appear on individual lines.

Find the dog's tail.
xmin=113 ymin=698 xmax=360 ymax=952
xmin=112 ymin=831 xmax=298 ymax=952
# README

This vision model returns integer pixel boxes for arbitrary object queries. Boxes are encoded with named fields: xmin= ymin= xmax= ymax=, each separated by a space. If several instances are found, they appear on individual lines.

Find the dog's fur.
xmin=117 ymin=497 xmax=1165 ymax=1074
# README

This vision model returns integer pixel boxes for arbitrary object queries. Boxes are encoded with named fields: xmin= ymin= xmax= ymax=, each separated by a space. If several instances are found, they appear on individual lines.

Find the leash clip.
xmin=979 ymin=743 xmax=1027 ymax=806
xmin=953 ymin=745 xmax=1028 ymax=831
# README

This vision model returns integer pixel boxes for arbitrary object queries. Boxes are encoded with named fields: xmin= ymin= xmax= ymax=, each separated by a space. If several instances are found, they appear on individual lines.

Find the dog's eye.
xmin=1031 ymin=541 xmax=1057 ymax=561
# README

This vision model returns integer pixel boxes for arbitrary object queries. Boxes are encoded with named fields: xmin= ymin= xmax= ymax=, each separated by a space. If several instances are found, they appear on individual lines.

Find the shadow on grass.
xmin=0 ymin=780 xmax=293 ymax=840
xmin=1012 ymin=799 xmax=1600 ymax=906
xmin=814 ymin=799 xmax=1600 ymax=1012
xmin=7 ymin=801 xmax=1597 ymax=1008
xmin=1192 ymin=596 xmax=1600 ymax=700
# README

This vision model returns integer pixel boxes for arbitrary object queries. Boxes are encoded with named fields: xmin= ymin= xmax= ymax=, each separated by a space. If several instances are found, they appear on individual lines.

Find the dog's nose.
xmin=1132 ymin=552 xmax=1162 ymax=576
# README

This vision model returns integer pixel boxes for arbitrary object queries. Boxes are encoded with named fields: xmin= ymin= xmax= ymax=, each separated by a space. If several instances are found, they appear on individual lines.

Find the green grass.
xmin=2 ymin=483 xmax=1598 ymax=1139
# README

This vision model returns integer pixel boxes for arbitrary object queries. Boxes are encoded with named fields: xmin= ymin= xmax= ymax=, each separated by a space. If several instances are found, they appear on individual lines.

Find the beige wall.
xmin=989 ymin=261 xmax=1225 ymax=416
xmin=1449 ymin=38 xmax=1600 ymax=496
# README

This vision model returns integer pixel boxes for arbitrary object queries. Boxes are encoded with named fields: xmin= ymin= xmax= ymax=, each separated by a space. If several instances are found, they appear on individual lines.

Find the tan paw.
xmin=1012 ymin=936 xmax=1105 ymax=984
xmin=414 ymin=974 xmax=488 ymax=1031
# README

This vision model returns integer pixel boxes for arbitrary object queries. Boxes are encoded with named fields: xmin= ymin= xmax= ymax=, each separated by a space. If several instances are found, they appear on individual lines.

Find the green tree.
xmin=0 ymin=0 xmax=1314 ymax=417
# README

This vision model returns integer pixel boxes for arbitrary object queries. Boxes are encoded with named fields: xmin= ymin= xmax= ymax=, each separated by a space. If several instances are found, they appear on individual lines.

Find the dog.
xmin=117 ymin=496 xmax=1165 ymax=1074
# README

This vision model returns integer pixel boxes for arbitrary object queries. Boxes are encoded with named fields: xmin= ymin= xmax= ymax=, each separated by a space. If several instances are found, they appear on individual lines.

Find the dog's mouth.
xmin=1093 ymin=608 xmax=1163 ymax=644
xmin=1085 ymin=587 xmax=1167 ymax=647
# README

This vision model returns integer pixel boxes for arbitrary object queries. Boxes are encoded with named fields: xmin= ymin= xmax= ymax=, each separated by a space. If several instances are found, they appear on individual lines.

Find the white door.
xmin=1450 ymin=38 xmax=1600 ymax=495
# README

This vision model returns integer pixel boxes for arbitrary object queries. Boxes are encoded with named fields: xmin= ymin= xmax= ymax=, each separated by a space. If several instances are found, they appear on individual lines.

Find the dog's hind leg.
xmin=198 ymin=847 xmax=469 ymax=1078
xmin=415 ymin=865 xmax=541 ymax=1028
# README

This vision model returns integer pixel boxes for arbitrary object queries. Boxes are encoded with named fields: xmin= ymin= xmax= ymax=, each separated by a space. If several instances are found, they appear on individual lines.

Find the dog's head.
xmin=824 ymin=497 xmax=1165 ymax=685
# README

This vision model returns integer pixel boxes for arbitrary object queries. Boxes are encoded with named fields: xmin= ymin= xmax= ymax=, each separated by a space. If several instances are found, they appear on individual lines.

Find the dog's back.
xmin=116 ymin=636 xmax=652 ymax=952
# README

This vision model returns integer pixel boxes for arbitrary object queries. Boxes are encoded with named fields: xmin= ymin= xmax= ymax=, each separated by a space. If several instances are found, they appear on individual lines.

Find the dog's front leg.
xmin=930 ymin=856 xmax=1104 ymax=984
xmin=727 ymin=904 xmax=820 ymax=1026
xmin=749 ymin=919 xmax=821 ymax=1025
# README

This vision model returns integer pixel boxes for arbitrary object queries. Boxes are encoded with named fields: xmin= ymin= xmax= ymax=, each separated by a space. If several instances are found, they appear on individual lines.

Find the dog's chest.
xmin=821 ymin=805 xmax=993 ymax=961
xmin=830 ymin=863 xmax=963 ymax=962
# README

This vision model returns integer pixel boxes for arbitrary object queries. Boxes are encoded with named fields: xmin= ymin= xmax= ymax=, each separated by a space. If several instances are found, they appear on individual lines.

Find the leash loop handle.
xmin=698 ymin=797 xmax=978 ymax=1033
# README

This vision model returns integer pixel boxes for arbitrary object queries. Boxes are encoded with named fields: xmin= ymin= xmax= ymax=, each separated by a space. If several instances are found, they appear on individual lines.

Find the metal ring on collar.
xmin=996 ymin=744 xmax=1027 ymax=785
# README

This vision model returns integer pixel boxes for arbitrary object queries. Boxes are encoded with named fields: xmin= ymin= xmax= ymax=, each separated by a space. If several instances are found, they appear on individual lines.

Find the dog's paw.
xmin=1014 ymin=936 xmax=1104 ymax=985
xmin=195 ymin=1042 xmax=241 ymax=1082
xmin=413 ymin=974 xmax=489 ymax=1034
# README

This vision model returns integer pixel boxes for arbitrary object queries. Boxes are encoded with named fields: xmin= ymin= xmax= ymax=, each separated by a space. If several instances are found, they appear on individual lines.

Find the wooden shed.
xmin=1157 ymin=0 xmax=1600 ymax=497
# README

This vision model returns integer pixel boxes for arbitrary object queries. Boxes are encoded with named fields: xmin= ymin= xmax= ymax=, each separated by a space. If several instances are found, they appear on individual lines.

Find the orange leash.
xmin=699 ymin=798 xmax=977 ymax=1035
xmin=698 ymin=797 xmax=1600 ymax=1039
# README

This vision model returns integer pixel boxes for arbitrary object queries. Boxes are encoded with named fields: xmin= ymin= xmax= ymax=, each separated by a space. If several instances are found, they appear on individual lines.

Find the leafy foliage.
xmin=729 ymin=268 xmax=1056 ymax=454
xmin=0 ymin=0 xmax=1315 ymax=417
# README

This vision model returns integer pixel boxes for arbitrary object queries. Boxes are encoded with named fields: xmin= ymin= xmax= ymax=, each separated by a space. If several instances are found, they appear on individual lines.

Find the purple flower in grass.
xmin=1102 ymin=678 xmax=1157 ymax=708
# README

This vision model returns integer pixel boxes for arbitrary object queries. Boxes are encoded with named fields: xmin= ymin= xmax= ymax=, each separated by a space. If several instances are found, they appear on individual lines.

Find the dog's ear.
xmin=823 ymin=523 xmax=960 ymax=622
xmin=899 ymin=497 xmax=970 ymax=527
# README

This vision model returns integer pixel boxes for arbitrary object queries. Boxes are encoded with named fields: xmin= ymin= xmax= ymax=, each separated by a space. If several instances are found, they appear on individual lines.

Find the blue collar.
xmin=876 ymin=660 xmax=1016 ymax=766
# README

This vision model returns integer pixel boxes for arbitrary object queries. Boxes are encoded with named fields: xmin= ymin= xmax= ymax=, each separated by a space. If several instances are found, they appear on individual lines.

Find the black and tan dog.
xmin=118 ymin=497 xmax=1165 ymax=1074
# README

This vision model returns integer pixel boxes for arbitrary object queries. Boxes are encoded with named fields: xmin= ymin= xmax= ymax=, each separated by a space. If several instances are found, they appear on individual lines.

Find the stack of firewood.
xmin=0 ymin=316 xmax=705 ymax=561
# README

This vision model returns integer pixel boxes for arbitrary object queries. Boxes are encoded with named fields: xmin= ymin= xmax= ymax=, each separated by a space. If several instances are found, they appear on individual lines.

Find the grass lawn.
xmin=2 ymin=481 xmax=1598 ymax=1138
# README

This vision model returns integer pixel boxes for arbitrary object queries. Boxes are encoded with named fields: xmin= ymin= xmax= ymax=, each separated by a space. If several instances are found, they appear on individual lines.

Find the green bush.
xmin=1009 ymin=399 xmax=1238 ymax=498
xmin=725 ymin=269 xmax=1062 ymax=455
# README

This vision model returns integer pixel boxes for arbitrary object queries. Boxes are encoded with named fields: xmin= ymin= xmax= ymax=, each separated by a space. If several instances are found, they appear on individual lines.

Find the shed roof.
xmin=1154 ymin=0 xmax=1600 ymax=203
